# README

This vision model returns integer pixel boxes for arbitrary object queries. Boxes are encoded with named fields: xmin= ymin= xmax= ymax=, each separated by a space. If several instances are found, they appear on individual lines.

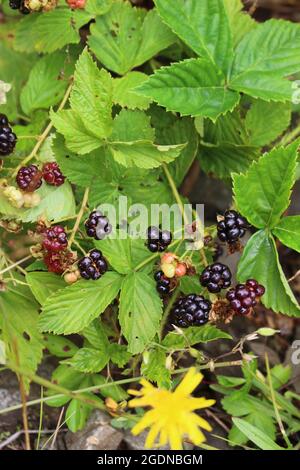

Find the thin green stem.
xmin=279 ymin=121 xmax=300 ymax=146
xmin=163 ymin=163 xmax=188 ymax=225
xmin=1 ymin=360 xmax=243 ymax=416
xmin=134 ymin=238 xmax=181 ymax=271
xmin=159 ymin=287 xmax=180 ymax=341
xmin=0 ymin=254 xmax=32 ymax=276
xmin=265 ymin=354 xmax=292 ymax=449
xmin=68 ymin=187 xmax=90 ymax=248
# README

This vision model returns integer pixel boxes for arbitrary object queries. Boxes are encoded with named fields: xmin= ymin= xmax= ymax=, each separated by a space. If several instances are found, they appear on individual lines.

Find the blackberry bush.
xmin=1 ymin=0 xmax=300 ymax=451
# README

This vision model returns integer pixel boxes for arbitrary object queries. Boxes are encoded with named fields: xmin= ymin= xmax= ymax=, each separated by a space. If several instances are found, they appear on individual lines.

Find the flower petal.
xmin=175 ymin=368 xmax=203 ymax=396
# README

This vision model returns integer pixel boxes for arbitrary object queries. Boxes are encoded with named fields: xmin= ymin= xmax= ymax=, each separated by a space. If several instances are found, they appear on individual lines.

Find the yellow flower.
xmin=128 ymin=367 xmax=215 ymax=450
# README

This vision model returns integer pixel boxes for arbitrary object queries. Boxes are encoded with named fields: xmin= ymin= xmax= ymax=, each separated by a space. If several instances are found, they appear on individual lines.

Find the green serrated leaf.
xmin=119 ymin=272 xmax=163 ymax=354
xmin=154 ymin=0 xmax=233 ymax=74
xmin=20 ymin=51 xmax=75 ymax=116
xmin=233 ymin=141 xmax=299 ymax=229
xmin=230 ymin=19 xmax=300 ymax=101
xmin=70 ymin=49 xmax=113 ymax=140
xmin=199 ymin=142 xmax=258 ymax=178
xmin=65 ymin=394 xmax=96 ymax=433
xmin=14 ymin=8 xmax=92 ymax=54
xmin=113 ymin=72 xmax=151 ymax=110
xmin=46 ymin=364 xmax=86 ymax=407
xmin=156 ymin=117 xmax=199 ymax=186
xmin=0 ymin=283 xmax=44 ymax=391
xmin=108 ymin=140 xmax=185 ymax=169
xmin=141 ymin=348 xmax=171 ymax=389
xmin=223 ymin=0 xmax=257 ymax=47
xmin=26 ymin=272 xmax=66 ymax=305
xmin=94 ymin=236 xmax=132 ymax=275
xmin=237 ymin=230 xmax=300 ymax=317
xmin=43 ymin=334 xmax=79 ymax=358
xmin=273 ymin=216 xmax=300 ymax=253
xmin=88 ymin=1 xmax=175 ymax=75
xmin=108 ymin=343 xmax=131 ymax=368
xmin=162 ymin=324 xmax=232 ymax=350
xmin=21 ymin=181 xmax=76 ymax=223
xmin=137 ymin=58 xmax=240 ymax=121
xmin=245 ymin=100 xmax=291 ymax=147
xmin=39 ymin=272 xmax=123 ymax=335
xmin=64 ymin=347 xmax=110 ymax=373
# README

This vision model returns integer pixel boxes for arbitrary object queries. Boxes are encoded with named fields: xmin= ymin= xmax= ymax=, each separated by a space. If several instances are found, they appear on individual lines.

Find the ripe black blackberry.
xmin=42 ymin=162 xmax=65 ymax=186
xmin=85 ymin=210 xmax=112 ymax=240
xmin=146 ymin=226 xmax=172 ymax=252
xmin=154 ymin=270 xmax=171 ymax=296
xmin=0 ymin=114 xmax=17 ymax=157
xmin=16 ymin=164 xmax=42 ymax=192
xmin=9 ymin=0 xmax=21 ymax=8
xmin=42 ymin=226 xmax=68 ymax=252
xmin=200 ymin=262 xmax=232 ymax=293
xmin=217 ymin=210 xmax=248 ymax=244
xmin=78 ymin=249 xmax=108 ymax=280
xmin=226 ymin=279 xmax=265 ymax=315
xmin=173 ymin=294 xmax=211 ymax=327
xmin=9 ymin=0 xmax=29 ymax=13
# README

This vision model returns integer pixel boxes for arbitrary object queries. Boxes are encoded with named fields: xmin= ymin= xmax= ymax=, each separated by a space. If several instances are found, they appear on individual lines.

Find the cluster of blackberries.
xmin=217 ymin=210 xmax=248 ymax=244
xmin=0 ymin=114 xmax=17 ymax=157
xmin=154 ymin=270 xmax=172 ymax=296
xmin=85 ymin=211 xmax=112 ymax=240
xmin=226 ymin=279 xmax=265 ymax=315
xmin=200 ymin=262 xmax=232 ymax=293
xmin=9 ymin=0 xmax=30 ymax=14
xmin=16 ymin=164 xmax=42 ymax=192
xmin=172 ymin=294 xmax=211 ymax=327
xmin=78 ymin=249 xmax=108 ymax=280
xmin=16 ymin=162 xmax=65 ymax=192
xmin=42 ymin=226 xmax=68 ymax=252
xmin=146 ymin=226 xmax=172 ymax=253
xmin=42 ymin=162 xmax=65 ymax=186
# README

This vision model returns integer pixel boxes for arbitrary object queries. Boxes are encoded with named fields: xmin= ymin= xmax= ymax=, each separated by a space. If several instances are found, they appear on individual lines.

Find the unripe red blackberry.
xmin=217 ymin=210 xmax=248 ymax=244
xmin=172 ymin=294 xmax=211 ymax=327
xmin=226 ymin=279 xmax=265 ymax=315
xmin=16 ymin=164 xmax=42 ymax=192
xmin=0 ymin=114 xmax=17 ymax=156
xmin=66 ymin=0 xmax=85 ymax=8
xmin=43 ymin=249 xmax=75 ymax=274
xmin=78 ymin=249 xmax=108 ymax=280
xmin=85 ymin=210 xmax=112 ymax=240
xmin=200 ymin=262 xmax=232 ymax=293
xmin=154 ymin=270 xmax=171 ymax=296
xmin=146 ymin=226 xmax=172 ymax=253
xmin=42 ymin=225 xmax=68 ymax=252
xmin=42 ymin=162 xmax=65 ymax=187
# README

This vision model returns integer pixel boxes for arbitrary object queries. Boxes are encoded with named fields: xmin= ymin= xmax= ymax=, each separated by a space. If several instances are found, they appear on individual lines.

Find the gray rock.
xmin=0 ymin=388 xmax=20 ymax=411
xmin=65 ymin=410 xmax=123 ymax=450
